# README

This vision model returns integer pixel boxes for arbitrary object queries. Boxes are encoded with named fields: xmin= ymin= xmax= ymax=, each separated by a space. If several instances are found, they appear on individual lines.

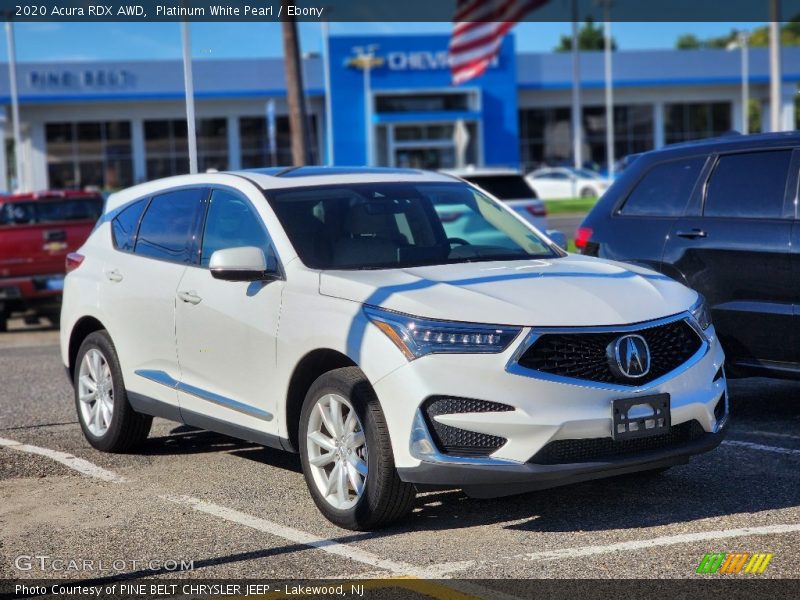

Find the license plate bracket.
xmin=611 ymin=394 xmax=670 ymax=441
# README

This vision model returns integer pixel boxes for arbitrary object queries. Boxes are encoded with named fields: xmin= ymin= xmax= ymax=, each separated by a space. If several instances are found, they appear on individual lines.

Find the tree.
xmin=555 ymin=18 xmax=616 ymax=52
xmin=676 ymin=18 xmax=800 ymax=50
xmin=281 ymin=0 xmax=312 ymax=165
xmin=676 ymin=34 xmax=701 ymax=50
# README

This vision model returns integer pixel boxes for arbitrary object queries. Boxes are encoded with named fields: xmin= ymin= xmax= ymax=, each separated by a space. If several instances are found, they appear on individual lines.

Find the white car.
xmin=526 ymin=167 xmax=611 ymax=199
xmin=60 ymin=166 xmax=727 ymax=530
xmin=441 ymin=168 xmax=548 ymax=231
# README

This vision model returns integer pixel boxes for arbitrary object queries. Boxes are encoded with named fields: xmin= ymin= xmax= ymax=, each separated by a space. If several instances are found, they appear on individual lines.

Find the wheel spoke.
xmin=309 ymin=452 xmax=335 ymax=467
xmin=101 ymin=400 xmax=112 ymax=428
xmin=318 ymin=401 xmax=338 ymax=437
xmin=346 ymin=462 xmax=364 ymax=496
xmin=90 ymin=352 xmax=102 ymax=382
xmin=346 ymin=431 xmax=365 ymax=450
xmin=324 ymin=461 xmax=341 ymax=497
xmin=344 ymin=412 xmax=356 ymax=433
xmin=336 ymin=459 xmax=348 ymax=503
xmin=330 ymin=398 xmax=346 ymax=437
xmin=90 ymin=400 xmax=101 ymax=427
xmin=79 ymin=390 xmax=97 ymax=404
xmin=347 ymin=454 xmax=368 ymax=476
xmin=308 ymin=430 xmax=336 ymax=453
xmin=79 ymin=375 xmax=97 ymax=393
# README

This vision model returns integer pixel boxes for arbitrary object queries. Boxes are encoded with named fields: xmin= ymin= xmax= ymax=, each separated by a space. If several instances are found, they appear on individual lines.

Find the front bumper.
xmin=372 ymin=316 xmax=727 ymax=494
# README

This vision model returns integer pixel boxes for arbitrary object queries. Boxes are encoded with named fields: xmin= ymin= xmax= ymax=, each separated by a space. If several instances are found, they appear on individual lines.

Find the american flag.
xmin=449 ymin=0 xmax=548 ymax=85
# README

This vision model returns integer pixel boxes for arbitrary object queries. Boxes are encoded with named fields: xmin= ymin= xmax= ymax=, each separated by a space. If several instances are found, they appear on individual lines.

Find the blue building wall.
xmin=328 ymin=34 xmax=520 ymax=168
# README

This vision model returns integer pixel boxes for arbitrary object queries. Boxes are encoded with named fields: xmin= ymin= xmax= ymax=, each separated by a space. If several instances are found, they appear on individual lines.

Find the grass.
xmin=566 ymin=239 xmax=578 ymax=253
xmin=543 ymin=197 xmax=599 ymax=215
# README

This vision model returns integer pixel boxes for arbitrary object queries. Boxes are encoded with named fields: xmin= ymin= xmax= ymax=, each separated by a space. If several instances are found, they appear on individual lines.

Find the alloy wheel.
xmin=305 ymin=393 xmax=368 ymax=510
xmin=78 ymin=348 xmax=114 ymax=437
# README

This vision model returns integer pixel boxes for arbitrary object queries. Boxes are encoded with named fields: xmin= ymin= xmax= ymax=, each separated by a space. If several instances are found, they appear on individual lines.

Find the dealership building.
xmin=0 ymin=33 xmax=798 ymax=192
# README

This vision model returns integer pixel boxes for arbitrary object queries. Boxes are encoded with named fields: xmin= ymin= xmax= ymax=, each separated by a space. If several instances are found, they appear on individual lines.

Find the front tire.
xmin=74 ymin=331 xmax=152 ymax=452
xmin=579 ymin=186 xmax=596 ymax=199
xmin=299 ymin=367 xmax=415 ymax=530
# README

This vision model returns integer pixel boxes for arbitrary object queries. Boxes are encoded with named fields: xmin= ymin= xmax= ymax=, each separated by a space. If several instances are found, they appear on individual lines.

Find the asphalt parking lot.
xmin=1 ymin=321 xmax=799 ymax=585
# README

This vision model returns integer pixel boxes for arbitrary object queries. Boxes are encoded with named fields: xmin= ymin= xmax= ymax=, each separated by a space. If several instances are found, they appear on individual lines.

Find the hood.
xmin=319 ymin=255 xmax=697 ymax=327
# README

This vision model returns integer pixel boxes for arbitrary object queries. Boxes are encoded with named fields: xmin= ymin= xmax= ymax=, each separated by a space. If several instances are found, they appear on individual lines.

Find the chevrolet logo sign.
xmin=345 ymin=55 xmax=385 ymax=70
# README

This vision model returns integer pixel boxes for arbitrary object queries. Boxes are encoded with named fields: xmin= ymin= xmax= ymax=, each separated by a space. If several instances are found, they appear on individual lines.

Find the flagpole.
xmin=181 ymin=20 xmax=198 ymax=174
xmin=321 ymin=20 xmax=334 ymax=165
xmin=5 ymin=21 xmax=22 ymax=192
xmin=768 ymin=0 xmax=781 ymax=132
xmin=570 ymin=0 xmax=582 ymax=171
xmin=603 ymin=4 xmax=614 ymax=179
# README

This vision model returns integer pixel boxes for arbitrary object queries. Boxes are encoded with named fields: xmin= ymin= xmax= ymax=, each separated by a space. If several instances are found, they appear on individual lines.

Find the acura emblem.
xmin=608 ymin=334 xmax=651 ymax=379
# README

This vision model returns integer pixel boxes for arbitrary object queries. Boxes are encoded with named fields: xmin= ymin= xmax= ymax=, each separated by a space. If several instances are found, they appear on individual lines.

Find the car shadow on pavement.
xmin=138 ymin=426 xmax=260 ymax=457
xmin=139 ymin=425 xmax=304 ymax=473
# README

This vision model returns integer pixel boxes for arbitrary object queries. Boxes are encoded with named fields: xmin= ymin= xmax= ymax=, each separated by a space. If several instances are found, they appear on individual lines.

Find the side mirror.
xmin=546 ymin=229 xmax=568 ymax=251
xmin=209 ymin=246 xmax=279 ymax=282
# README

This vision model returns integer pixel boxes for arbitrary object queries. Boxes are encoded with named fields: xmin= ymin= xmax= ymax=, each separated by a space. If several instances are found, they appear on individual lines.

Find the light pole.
xmin=302 ymin=50 xmax=320 ymax=162
xmin=5 ymin=21 xmax=22 ymax=191
xmin=353 ymin=44 xmax=378 ymax=166
xmin=321 ymin=20 xmax=334 ymax=165
xmin=601 ymin=1 xmax=614 ymax=179
xmin=769 ymin=0 xmax=781 ymax=132
xmin=739 ymin=30 xmax=750 ymax=135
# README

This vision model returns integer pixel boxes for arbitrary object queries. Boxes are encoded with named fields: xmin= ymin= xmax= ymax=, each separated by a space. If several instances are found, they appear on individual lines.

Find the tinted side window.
xmin=620 ymin=157 xmax=705 ymax=216
xmin=704 ymin=150 xmax=792 ymax=219
xmin=112 ymin=199 xmax=148 ymax=252
xmin=200 ymin=189 xmax=272 ymax=268
xmin=135 ymin=188 xmax=205 ymax=263
xmin=0 ymin=202 xmax=35 ymax=225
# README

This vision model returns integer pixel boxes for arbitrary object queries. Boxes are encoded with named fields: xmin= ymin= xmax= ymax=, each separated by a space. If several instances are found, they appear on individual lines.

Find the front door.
xmin=663 ymin=148 xmax=797 ymax=369
xmin=174 ymin=187 xmax=284 ymax=440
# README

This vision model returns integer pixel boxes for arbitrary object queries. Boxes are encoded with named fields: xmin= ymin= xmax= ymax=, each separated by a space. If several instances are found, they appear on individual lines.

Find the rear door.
xmin=663 ymin=148 xmax=797 ymax=368
xmin=101 ymin=187 xmax=207 ymax=412
xmin=595 ymin=155 xmax=708 ymax=272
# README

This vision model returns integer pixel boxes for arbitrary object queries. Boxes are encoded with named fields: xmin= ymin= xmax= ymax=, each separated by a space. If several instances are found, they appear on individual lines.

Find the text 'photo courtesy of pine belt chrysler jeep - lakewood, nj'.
xmin=60 ymin=166 xmax=727 ymax=530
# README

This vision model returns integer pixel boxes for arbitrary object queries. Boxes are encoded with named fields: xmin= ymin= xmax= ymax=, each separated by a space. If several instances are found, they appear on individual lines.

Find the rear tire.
xmin=74 ymin=330 xmax=152 ymax=452
xmin=579 ymin=187 xmax=596 ymax=199
xmin=299 ymin=367 xmax=415 ymax=530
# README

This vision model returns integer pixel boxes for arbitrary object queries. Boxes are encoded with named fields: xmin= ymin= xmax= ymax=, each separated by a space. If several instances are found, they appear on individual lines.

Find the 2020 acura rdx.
xmin=60 ymin=167 xmax=728 ymax=530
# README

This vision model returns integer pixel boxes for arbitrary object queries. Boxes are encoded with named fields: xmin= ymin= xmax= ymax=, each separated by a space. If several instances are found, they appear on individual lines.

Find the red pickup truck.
xmin=0 ymin=190 xmax=103 ymax=331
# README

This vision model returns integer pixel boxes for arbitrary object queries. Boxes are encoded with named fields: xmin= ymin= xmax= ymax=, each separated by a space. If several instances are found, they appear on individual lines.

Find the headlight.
xmin=690 ymin=295 xmax=712 ymax=330
xmin=364 ymin=306 xmax=521 ymax=361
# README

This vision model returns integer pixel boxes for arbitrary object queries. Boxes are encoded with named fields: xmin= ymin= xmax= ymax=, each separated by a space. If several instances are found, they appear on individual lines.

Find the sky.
xmin=0 ymin=21 xmax=766 ymax=63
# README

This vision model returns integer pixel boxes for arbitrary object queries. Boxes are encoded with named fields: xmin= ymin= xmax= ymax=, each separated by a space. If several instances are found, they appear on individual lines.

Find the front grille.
xmin=714 ymin=393 xmax=727 ymax=420
xmin=422 ymin=396 xmax=512 ymax=457
xmin=517 ymin=318 xmax=703 ymax=386
xmin=529 ymin=420 xmax=706 ymax=465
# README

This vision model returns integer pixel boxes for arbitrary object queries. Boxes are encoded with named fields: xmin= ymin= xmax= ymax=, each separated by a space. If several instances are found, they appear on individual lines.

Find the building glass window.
xmin=239 ymin=115 xmax=318 ymax=168
xmin=45 ymin=121 xmax=133 ymax=190
xmin=519 ymin=105 xmax=654 ymax=172
xmin=665 ymin=102 xmax=732 ymax=144
xmin=144 ymin=118 xmax=228 ymax=179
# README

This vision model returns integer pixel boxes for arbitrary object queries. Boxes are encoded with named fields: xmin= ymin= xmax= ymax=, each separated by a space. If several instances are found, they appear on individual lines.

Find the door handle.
xmin=177 ymin=290 xmax=202 ymax=305
xmin=675 ymin=229 xmax=707 ymax=239
xmin=104 ymin=268 xmax=123 ymax=282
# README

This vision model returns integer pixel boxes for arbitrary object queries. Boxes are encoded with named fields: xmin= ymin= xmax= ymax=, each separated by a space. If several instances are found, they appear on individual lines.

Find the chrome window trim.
xmin=505 ymin=311 xmax=710 ymax=393
xmin=135 ymin=369 xmax=273 ymax=421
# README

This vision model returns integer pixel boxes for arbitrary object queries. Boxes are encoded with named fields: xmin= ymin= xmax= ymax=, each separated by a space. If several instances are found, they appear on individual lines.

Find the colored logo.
xmin=345 ymin=54 xmax=385 ymax=70
xmin=696 ymin=552 xmax=773 ymax=574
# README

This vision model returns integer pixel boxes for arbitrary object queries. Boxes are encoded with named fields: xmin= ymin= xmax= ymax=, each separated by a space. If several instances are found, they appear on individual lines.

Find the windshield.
xmin=267 ymin=182 xmax=560 ymax=270
xmin=461 ymin=175 xmax=534 ymax=199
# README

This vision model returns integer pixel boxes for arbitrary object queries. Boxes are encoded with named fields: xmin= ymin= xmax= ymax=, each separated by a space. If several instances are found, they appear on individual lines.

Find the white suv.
xmin=60 ymin=167 xmax=728 ymax=530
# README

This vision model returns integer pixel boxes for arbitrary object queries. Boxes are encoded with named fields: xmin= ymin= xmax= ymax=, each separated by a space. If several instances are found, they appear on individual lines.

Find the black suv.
xmin=577 ymin=132 xmax=800 ymax=380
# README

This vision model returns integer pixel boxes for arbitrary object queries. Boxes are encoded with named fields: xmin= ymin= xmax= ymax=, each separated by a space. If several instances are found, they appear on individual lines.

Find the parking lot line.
xmin=736 ymin=429 xmax=800 ymax=441
xmin=160 ymin=494 xmax=442 ymax=578
xmin=0 ymin=436 xmax=127 ymax=483
xmin=431 ymin=523 xmax=800 ymax=574
xmin=722 ymin=440 xmax=800 ymax=457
